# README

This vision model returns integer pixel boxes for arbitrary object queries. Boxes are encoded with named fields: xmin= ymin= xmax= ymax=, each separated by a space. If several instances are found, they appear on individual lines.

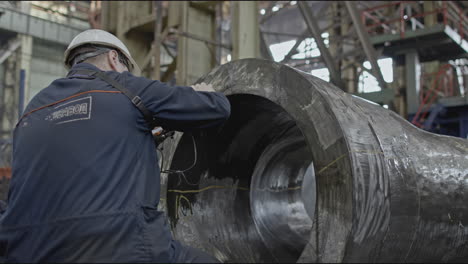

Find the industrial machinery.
xmin=160 ymin=59 xmax=468 ymax=263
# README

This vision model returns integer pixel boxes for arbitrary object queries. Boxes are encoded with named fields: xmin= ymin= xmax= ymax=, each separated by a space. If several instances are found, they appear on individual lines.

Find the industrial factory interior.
xmin=0 ymin=1 xmax=467 ymax=263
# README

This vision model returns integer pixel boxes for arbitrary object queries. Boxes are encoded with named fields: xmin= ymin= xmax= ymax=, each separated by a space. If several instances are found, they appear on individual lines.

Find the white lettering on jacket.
xmin=45 ymin=96 xmax=92 ymax=124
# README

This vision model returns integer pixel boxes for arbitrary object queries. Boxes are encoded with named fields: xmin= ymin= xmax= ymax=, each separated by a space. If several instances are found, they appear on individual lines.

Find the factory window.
xmin=269 ymin=40 xmax=297 ymax=62
xmin=358 ymin=58 xmax=394 ymax=93
xmin=269 ymin=37 xmax=393 ymax=93
xmin=269 ymin=33 xmax=329 ymax=62
xmin=311 ymin=68 xmax=330 ymax=82
xmin=292 ymin=33 xmax=329 ymax=60
xmin=306 ymin=58 xmax=393 ymax=91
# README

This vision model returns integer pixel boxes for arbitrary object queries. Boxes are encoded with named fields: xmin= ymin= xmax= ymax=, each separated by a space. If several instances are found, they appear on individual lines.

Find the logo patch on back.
xmin=45 ymin=96 xmax=92 ymax=124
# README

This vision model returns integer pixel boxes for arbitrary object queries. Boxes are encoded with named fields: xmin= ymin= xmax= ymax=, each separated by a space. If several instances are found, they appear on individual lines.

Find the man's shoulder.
xmin=118 ymin=71 xmax=166 ymax=93
xmin=23 ymin=77 xmax=70 ymax=114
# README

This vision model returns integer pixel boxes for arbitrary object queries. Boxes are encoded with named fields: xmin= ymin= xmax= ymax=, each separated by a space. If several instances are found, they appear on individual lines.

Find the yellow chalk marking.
xmin=166 ymin=149 xmax=387 ymax=200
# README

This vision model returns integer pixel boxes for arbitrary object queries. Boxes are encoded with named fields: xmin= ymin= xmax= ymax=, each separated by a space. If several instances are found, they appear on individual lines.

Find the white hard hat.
xmin=64 ymin=29 xmax=141 ymax=76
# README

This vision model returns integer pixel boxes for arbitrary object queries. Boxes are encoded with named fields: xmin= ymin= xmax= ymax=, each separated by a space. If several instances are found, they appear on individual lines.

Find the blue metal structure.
xmin=360 ymin=1 xmax=468 ymax=139
xmin=408 ymin=104 xmax=468 ymax=138
xmin=18 ymin=69 xmax=25 ymax=118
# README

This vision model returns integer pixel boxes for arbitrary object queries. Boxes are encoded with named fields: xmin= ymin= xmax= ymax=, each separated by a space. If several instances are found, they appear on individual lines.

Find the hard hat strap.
xmin=71 ymin=48 xmax=111 ymax=66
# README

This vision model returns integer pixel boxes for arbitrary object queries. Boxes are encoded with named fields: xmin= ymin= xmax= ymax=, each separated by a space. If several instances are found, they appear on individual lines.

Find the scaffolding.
xmin=361 ymin=1 xmax=468 ymax=41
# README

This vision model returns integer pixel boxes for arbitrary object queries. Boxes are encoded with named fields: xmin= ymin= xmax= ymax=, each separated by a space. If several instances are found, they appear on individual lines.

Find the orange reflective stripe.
xmin=17 ymin=90 xmax=122 ymax=125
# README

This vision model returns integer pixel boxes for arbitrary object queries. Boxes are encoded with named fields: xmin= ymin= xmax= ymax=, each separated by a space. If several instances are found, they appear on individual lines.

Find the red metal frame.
xmin=360 ymin=1 xmax=468 ymax=42
xmin=0 ymin=168 xmax=11 ymax=179
xmin=412 ymin=64 xmax=455 ymax=127
xmin=361 ymin=1 xmax=467 ymax=128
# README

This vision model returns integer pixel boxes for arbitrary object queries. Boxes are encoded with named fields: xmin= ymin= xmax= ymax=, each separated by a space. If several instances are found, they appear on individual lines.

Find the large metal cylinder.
xmin=160 ymin=59 xmax=468 ymax=263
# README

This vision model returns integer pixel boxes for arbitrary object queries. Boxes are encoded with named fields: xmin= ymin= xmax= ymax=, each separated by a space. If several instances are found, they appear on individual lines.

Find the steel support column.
xmin=1 ymin=54 xmax=18 ymax=137
xmin=405 ymin=49 xmax=421 ymax=114
xmin=232 ymin=1 xmax=260 ymax=60
xmin=18 ymin=69 xmax=25 ymax=118
xmin=423 ymin=1 xmax=437 ymax=27
xmin=152 ymin=1 xmax=163 ymax=80
xmin=173 ymin=1 xmax=216 ymax=85
xmin=0 ymin=39 xmax=21 ymax=65
xmin=298 ymin=1 xmax=345 ymax=89
xmin=344 ymin=1 xmax=388 ymax=90
xmin=113 ymin=1 xmax=155 ymax=75
xmin=19 ymin=34 xmax=32 ymax=103
xmin=259 ymin=31 xmax=274 ymax=61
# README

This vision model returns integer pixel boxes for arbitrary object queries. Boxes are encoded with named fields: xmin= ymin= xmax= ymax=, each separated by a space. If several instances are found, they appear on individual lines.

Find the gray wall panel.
xmin=28 ymin=39 xmax=67 ymax=100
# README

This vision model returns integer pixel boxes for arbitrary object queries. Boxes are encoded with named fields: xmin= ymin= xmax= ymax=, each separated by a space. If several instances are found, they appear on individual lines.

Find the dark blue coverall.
xmin=0 ymin=63 xmax=230 ymax=263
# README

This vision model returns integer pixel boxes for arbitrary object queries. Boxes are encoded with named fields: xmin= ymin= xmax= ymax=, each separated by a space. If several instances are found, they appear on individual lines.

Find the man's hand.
xmin=192 ymin=82 xmax=215 ymax=92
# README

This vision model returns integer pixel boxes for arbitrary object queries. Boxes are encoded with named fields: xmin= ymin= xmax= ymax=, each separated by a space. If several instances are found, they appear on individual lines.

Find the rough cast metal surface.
xmin=159 ymin=59 xmax=468 ymax=263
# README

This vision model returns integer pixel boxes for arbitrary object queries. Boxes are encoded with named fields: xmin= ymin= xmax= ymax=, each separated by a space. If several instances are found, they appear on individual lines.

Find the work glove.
xmin=152 ymin=127 xmax=175 ymax=147
xmin=192 ymin=82 xmax=215 ymax=92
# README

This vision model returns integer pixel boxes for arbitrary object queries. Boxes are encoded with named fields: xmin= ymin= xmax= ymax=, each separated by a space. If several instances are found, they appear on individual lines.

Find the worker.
xmin=0 ymin=29 xmax=230 ymax=263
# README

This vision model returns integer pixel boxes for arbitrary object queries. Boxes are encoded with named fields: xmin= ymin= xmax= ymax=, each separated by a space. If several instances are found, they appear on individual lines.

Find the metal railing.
xmin=411 ymin=64 xmax=455 ymax=127
xmin=0 ymin=139 xmax=12 ymax=181
xmin=361 ymin=1 xmax=468 ymax=41
xmin=0 ymin=168 xmax=11 ymax=179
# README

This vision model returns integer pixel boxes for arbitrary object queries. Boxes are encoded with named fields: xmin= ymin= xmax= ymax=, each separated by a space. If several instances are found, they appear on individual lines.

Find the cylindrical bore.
xmin=166 ymin=94 xmax=314 ymax=263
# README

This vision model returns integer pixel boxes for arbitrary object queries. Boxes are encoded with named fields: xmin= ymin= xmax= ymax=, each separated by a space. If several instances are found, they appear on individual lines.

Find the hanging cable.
xmin=157 ymin=134 xmax=200 ymax=186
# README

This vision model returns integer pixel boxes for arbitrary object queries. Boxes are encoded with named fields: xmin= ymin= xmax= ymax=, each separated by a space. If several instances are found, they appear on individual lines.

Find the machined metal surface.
xmin=160 ymin=59 xmax=468 ymax=263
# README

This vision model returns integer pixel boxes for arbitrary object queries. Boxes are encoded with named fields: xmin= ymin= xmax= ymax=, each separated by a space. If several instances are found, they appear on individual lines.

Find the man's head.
xmin=64 ymin=29 xmax=141 ymax=75
xmin=66 ymin=44 xmax=130 ymax=73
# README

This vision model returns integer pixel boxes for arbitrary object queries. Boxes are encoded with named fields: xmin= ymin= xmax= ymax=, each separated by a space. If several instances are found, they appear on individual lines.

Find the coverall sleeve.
xmin=126 ymin=74 xmax=231 ymax=132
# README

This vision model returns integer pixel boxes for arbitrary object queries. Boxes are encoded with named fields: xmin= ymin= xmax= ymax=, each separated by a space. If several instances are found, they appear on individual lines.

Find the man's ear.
xmin=107 ymin=50 xmax=119 ymax=71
